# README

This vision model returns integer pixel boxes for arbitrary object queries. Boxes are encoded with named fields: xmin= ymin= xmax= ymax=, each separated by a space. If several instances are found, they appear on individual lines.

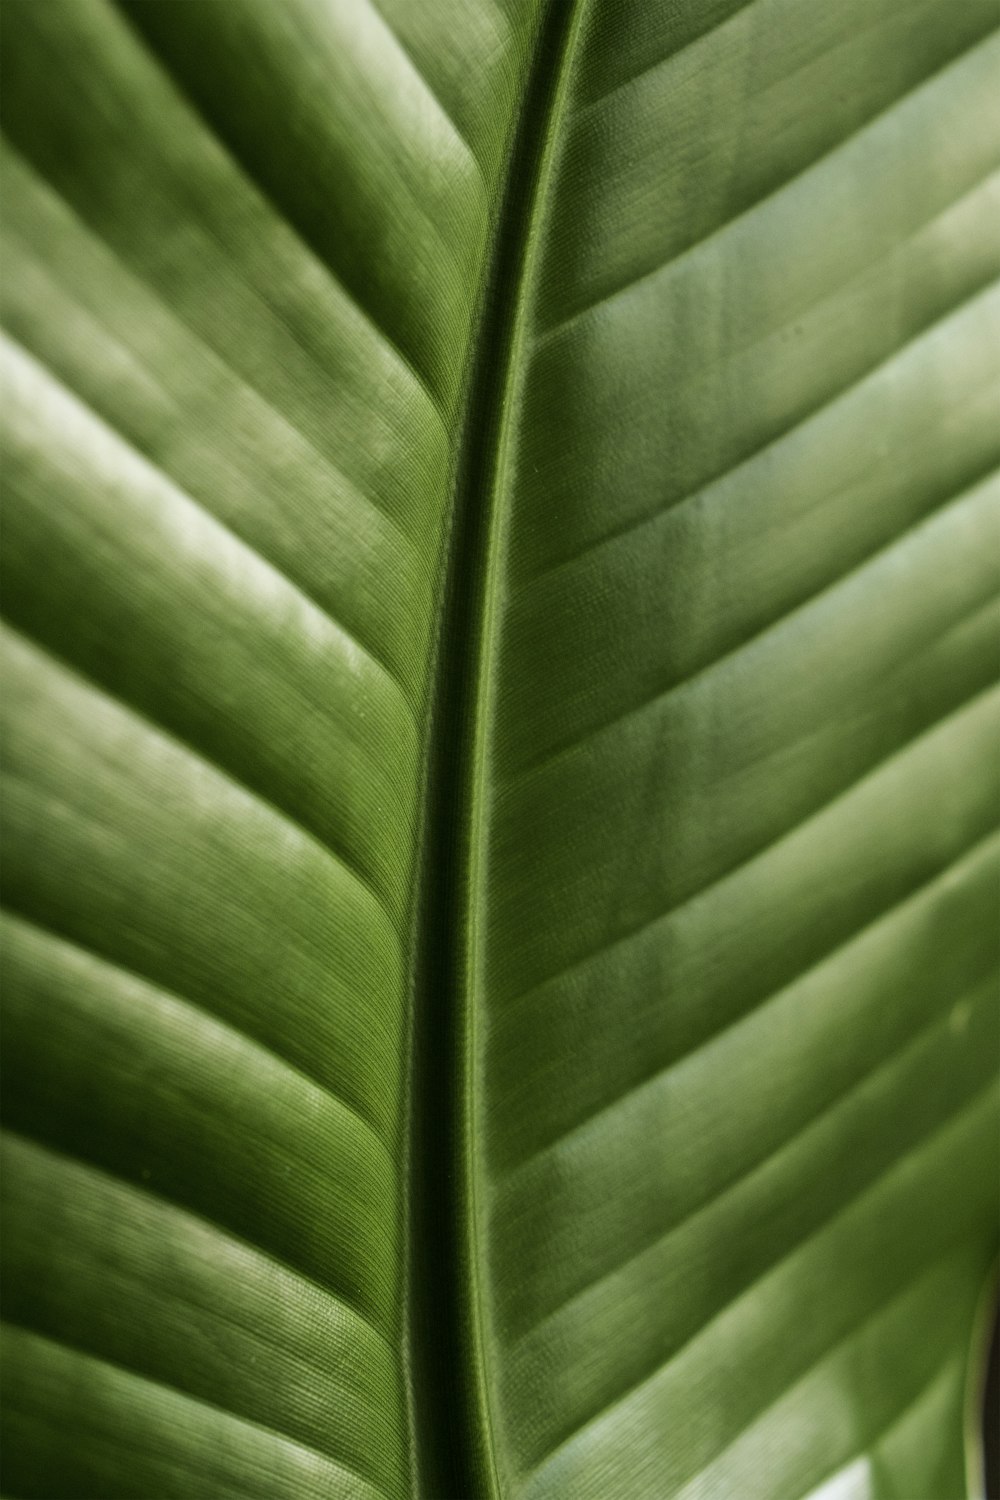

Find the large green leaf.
xmin=1 ymin=2 xmax=998 ymax=1497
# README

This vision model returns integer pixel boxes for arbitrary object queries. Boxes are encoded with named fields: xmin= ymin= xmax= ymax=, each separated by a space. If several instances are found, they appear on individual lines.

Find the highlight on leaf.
xmin=0 ymin=2 xmax=997 ymax=1497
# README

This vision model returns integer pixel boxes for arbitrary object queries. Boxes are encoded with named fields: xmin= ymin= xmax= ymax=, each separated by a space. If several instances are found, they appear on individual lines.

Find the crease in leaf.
xmin=1 ymin=1 xmax=997 ymax=1497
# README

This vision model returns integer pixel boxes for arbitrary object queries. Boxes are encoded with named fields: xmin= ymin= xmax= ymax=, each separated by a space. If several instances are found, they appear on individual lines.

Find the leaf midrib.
xmin=403 ymin=3 xmax=586 ymax=1494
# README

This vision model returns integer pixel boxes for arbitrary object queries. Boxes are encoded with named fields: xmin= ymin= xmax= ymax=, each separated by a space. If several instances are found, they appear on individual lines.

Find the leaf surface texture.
xmin=0 ymin=2 xmax=997 ymax=1497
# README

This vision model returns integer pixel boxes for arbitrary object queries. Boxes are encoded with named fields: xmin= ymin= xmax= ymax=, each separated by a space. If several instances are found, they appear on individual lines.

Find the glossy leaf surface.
xmin=1 ymin=2 xmax=998 ymax=1498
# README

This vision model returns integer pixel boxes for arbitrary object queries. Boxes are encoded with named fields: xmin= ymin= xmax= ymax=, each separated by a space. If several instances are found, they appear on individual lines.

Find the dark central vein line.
xmin=404 ymin=4 xmax=585 ymax=1496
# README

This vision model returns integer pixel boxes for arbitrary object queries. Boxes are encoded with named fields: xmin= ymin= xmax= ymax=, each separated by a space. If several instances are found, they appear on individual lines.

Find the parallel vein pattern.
xmin=1 ymin=1 xmax=997 ymax=1498
xmin=474 ymin=2 xmax=1000 ymax=1496
xmin=0 ymin=0 xmax=539 ymax=1494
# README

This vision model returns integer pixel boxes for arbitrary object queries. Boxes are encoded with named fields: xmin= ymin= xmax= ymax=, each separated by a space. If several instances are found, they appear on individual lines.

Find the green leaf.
xmin=1 ymin=2 xmax=997 ymax=1498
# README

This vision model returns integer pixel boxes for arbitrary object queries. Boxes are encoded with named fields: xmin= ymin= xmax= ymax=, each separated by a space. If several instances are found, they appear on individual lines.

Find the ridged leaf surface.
xmin=1 ymin=2 xmax=997 ymax=1498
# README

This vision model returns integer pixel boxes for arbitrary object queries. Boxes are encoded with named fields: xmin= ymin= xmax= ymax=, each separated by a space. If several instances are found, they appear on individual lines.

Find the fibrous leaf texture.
xmin=0 ymin=2 xmax=998 ymax=1498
